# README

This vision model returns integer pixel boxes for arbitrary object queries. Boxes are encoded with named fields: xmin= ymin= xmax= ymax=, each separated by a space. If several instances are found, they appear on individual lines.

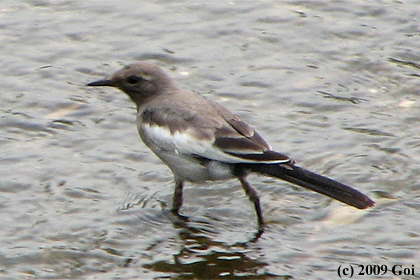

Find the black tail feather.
xmin=245 ymin=164 xmax=374 ymax=209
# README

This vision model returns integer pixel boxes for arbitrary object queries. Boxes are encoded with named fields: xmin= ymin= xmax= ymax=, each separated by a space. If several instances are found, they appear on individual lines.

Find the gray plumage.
xmin=87 ymin=61 xmax=374 ymax=238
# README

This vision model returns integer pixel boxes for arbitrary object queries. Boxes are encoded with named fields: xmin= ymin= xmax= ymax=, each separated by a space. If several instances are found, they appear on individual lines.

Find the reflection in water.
xmin=142 ymin=216 xmax=290 ymax=279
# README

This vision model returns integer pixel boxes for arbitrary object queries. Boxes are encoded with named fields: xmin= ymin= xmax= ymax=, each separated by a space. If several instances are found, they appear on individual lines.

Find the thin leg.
xmin=238 ymin=176 xmax=264 ymax=237
xmin=171 ymin=180 xmax=184 ymax=214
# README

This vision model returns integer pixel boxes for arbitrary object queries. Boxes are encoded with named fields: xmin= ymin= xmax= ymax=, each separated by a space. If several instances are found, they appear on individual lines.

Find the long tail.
xmin=246 ymin=164 xmax=374 ymax=209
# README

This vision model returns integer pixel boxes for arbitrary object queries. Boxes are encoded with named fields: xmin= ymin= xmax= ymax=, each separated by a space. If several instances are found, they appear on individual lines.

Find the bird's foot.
xmin=171 ymin=209 xmax=189 ymax=221
xmin=249 ymin=224 xmax=265 ymax=242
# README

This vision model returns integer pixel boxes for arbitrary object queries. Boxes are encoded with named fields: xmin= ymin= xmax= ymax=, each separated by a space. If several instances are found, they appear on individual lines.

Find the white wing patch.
xmin=140 ymin=124 xmax=288 ymax=164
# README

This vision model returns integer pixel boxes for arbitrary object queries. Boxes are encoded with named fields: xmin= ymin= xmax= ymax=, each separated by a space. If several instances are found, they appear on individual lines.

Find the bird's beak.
xmin=86 ymin=79 xmax=114 ymax=87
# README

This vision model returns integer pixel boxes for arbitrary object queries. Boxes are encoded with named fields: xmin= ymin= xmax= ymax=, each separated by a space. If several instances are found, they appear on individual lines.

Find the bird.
xmin=87 ymin=61 xmax=374 ymax=237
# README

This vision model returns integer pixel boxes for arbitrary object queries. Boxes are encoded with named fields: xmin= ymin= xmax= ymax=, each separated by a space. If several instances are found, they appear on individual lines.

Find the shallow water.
xmin=1 ymin=0 xmax=420 ymax=279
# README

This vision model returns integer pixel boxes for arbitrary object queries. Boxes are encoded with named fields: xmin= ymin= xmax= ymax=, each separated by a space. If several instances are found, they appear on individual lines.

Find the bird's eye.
xmin=126 ymin=75 xmax=140 ymax=84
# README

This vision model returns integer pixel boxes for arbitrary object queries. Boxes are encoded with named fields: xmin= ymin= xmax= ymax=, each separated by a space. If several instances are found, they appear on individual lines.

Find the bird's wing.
xmin=215 ymin=111 xmax=292 ymax=163
xmin=139 ymin=103 xmax=292 ymax=164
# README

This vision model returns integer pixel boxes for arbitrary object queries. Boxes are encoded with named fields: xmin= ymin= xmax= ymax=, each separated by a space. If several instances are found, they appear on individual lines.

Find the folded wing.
xmin=139 ymin=105 xmax=293 ymax=164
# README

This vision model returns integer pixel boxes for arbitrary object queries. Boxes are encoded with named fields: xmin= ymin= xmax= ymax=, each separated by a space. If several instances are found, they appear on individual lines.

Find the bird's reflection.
xmin=142 ymin=212 xmax=286 ymax=279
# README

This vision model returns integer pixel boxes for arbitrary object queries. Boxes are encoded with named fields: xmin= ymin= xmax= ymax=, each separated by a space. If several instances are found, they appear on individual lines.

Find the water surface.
xmin=1 ymin=1 xmax=419 ymax=279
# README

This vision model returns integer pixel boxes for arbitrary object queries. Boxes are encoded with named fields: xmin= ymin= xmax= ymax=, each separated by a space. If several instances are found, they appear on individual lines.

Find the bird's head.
xmin=87 ymin=62 xmax=177 ymax=106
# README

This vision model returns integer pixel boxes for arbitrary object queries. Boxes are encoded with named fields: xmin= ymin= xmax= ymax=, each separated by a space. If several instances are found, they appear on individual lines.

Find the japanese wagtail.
xmin=87 ymin=62 xmax=374 ymax=236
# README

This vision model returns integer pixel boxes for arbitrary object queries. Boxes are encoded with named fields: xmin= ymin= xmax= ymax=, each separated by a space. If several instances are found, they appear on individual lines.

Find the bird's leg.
xmin=238 ymin=176 xmax=264 ymax=238
xmin=171 ymin=180 xmax=184 ymax=214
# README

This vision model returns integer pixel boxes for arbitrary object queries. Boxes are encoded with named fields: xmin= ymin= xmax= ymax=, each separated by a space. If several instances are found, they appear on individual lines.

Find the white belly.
xmin=151 ymin=146 xmax=235 ymax=182
xmin=139 ymin=134 xmax=234 ymax=183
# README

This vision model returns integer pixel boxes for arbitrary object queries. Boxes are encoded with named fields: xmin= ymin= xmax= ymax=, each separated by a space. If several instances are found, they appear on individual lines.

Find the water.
xmin=1 ymin=0 xmax=419 ymax=279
